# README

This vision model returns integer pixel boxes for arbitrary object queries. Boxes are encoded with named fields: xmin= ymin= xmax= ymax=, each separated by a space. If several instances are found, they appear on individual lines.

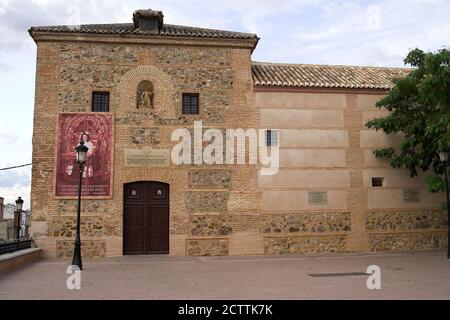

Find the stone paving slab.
xmin=0 ymin=251 xmax=449 ymax=300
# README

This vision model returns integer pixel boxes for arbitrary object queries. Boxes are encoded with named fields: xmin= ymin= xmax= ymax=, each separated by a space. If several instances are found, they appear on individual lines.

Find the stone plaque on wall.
xmin=308 ymin=191 xmax=328 ymax=205
xmin=403 ymin=188 xmax=420 ymax=203
xmin=124 ymin=147 xmax=170 ymax=167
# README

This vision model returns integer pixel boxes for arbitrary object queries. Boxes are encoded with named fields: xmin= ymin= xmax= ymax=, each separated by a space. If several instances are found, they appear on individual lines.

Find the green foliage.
xmin=425 ymin=174 xmax=444 ymax=193
xmin=366 ymin=48 xmax=450 ymax=193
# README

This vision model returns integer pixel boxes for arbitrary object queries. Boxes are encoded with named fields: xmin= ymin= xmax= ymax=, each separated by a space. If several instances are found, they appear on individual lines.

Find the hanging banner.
xmin=55 ymin=113 xmax=114 ymax=198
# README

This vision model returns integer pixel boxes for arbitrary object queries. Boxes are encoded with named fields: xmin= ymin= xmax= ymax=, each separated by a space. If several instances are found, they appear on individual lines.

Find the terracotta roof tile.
xmin=252 ymin=62 xmax=410 ymax=89
xmin=28 ymin=23 xmax=258 ymax=40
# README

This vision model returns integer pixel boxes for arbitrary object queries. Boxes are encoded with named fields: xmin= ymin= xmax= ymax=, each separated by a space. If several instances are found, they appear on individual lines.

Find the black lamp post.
xmin=72 ymin=140 xmax=88 ymax=270
xmin=438 ymin=151 xmax=450 ymax=259
xmin=15 ymin=197 xmax=24 ymax=239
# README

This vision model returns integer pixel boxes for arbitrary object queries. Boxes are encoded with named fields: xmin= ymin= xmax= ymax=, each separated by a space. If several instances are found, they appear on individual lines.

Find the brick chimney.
xmin=133 ymin=9 xmax=164 ymax=32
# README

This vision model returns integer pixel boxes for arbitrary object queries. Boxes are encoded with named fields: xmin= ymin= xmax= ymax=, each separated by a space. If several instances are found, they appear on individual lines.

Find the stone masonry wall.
xmin=30 ymin=34 xmax=447 ymax=259
xmin=30 ymin=37 xmax=259 ymax=258
xmin=264 ymin=236 xmax=348 ymax=255
xmin=367 ymin=209 xmax=448 ymax=251
xmin=256 ymin=89 xmax=447 ymax=256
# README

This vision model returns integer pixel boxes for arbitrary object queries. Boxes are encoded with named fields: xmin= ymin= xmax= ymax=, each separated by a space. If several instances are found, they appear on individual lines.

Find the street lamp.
xmin=72 ymin=140 xmax=88 ymax=270
xmin=15 ymin=197 xmax=24 ymax=239
xmin=438 ymin=151 xmax=449 ymax=259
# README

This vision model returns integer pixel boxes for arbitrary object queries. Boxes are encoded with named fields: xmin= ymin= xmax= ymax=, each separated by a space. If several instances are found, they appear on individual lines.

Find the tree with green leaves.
xmin=366 ymin=48 xmax=450 ymax=195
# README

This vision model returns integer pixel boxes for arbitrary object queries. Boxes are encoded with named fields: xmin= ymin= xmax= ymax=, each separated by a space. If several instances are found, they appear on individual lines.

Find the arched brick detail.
xmin=118 ymin=65 xmax=175 ymax=118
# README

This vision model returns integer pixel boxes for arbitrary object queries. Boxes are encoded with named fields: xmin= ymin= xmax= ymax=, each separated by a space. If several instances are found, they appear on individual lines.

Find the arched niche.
xmin=117 ymin=65 xmax=175 ymax=118
xmin=136 ymin=80 xmax=154 ymax=109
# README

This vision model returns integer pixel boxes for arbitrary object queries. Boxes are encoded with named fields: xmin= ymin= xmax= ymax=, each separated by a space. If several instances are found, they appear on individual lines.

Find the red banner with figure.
xmin=55 ymin=113 xmax=114 ymax=198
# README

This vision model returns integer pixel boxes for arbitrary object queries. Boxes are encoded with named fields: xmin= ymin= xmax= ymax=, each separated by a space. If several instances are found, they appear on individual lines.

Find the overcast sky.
xmin=0 ymin=0 xmax=449 ymax=208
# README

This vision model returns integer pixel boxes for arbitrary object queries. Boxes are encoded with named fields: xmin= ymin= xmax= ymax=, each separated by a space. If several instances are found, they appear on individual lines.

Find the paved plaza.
xmin=0 ymin=250 xmax=449 ymax=300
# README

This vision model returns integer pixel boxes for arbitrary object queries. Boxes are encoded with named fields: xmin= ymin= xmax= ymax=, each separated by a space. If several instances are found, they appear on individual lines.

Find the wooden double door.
xmin=123 ymin=181 xmax=169 ymax=255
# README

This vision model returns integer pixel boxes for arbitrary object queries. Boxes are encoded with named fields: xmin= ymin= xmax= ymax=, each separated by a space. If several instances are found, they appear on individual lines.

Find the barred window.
xmin=92 ymin=92 xmax=110 ymax=112
xmin=372 ymin=177 xmax=384 ymax=187
xmin=182 ymin=93 xmax=199 ymax=114
xmin=265 ymin=130 xmax=278 ymax=147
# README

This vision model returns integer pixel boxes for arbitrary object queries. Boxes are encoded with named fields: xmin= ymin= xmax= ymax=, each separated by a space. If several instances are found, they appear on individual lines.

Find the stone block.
xmin=186 ymin=238 xmax=229 ymax=256
xmin=264 ymin=236 xmax=348 ymax=255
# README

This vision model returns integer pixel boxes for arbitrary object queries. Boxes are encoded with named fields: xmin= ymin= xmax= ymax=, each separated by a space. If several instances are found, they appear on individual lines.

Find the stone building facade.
xmin=28 ymin=9 xmax=447 ymax=259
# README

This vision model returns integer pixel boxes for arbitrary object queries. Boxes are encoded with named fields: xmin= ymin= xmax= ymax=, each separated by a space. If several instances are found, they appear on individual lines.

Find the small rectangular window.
xmin=92 ymin=91 xmax=110 ymax=112
xmin=372 ymin=177 xmax=384 ymax=187
xmin=182 ymin=93 xmax=199 ymax=114
xmin=266 ymin=130 xmax=278 ymax=147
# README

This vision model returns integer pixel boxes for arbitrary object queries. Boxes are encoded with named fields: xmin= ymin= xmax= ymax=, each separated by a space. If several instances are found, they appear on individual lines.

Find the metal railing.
xmin=0 ymin=237 xmax=32 ymax=255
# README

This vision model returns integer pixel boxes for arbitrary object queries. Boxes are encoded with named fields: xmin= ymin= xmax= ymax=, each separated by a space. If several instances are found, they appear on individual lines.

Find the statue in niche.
xmin=137 ymin=80 xmax=154 ymax=109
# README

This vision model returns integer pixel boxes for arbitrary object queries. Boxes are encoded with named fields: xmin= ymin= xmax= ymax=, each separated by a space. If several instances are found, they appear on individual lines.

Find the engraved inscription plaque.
xmin=125 ymin=148 xmax=170 ymax=167
xmin=308 ymin=191 xmax=328 ymax=205
xmin=403 ymin=188 xmax=420 ymax=203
